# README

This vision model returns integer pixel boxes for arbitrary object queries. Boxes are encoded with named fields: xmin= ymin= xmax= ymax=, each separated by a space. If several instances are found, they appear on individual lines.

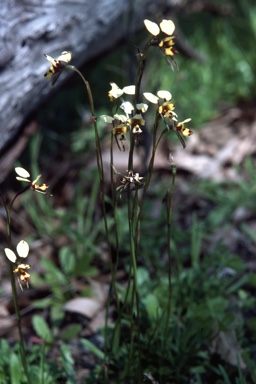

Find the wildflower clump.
xmin=101 ymin=84 xmax=148 ymax=150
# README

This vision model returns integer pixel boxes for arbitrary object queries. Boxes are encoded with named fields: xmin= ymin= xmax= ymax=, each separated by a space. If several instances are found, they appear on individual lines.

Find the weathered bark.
xmin=0 ymin=0 xmax=185 ymax=157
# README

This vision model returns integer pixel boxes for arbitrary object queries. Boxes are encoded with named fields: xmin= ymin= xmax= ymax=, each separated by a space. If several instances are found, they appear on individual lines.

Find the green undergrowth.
xmin=7 ymin=146 xmax=256 ymax=383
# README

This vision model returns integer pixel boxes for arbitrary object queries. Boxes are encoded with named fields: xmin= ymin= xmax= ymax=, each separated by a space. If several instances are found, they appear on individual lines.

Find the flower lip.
xmin=129 ymin=114 xmax=146 ymax=127
xmin=176 ymin=118 xmax=193 ymax=137
xmin=159 ymin=37 xmax=178 ymax=56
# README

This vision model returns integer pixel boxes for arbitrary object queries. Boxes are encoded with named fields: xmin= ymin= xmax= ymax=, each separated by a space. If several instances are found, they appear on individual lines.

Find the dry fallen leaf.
xmin=64 ymin=297 xmax=102 ymax=319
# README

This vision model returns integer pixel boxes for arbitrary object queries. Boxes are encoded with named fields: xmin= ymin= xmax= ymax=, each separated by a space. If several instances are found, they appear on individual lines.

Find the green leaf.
xmin=80 ymin=339 xmax=104 ymax=360
xmin=33 ymin=297 xmax=53 ymax=309
xmin=60 ymin=324 xmax=82 ymax=341
xmin=40 ymin=258 xmax=67 ymax=284
xmin=60 ymin=344 xmax=74 ymax=366
xmin=144 ymin=293 xmax=160 ymax=320
xmin=9 ymin=353 xmax=22 ymax=384
xmin=60 ymin=344 xmax=75 ymax=380
xmin=59 ymin=246 xmax=76 ymax=275
xmin=32 ymin=315 xmax=53 ymax=343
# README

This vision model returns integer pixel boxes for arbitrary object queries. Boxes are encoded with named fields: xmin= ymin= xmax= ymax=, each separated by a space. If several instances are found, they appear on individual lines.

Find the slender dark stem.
xmin=163 ymin=160 xmax=176 ymax=344
xmin=69 ymin=66 xmax=113 ymax=266
xmin=0 ymin=191 xmax=32 ymax=384
xmin=127 ymin=38 xmax=153 ymax=173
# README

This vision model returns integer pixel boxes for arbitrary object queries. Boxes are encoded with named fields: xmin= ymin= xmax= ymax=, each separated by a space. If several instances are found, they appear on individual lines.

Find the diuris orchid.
xmin=4 ymin=240 xmax=31 ymax=289
xmin=15 ymin=167 xmax=49 ymax=194
xmin=44 ymin=51 xmax=72 ymax=86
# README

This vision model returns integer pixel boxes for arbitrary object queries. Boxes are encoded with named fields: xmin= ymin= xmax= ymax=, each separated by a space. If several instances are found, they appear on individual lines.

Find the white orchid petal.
xmin=143 ymin=92 xmax=159 ymax=104
xmin=17 ymin=240 xmax=29 ymax=258
xmin=110 ymin=82 xmax=119 ymax=89
xmin=120 ymin=101 xmax=134 ymax=115
xmin=16 ymin=177 xmax=31 ymax=182
xmin=122 ymin=85 xmax=136 ymax=95
xmin=136 ymin=103 xmax=148 ymax=113
xmin=157 ymin=90 xmax=172 ymax=100
xmin=111 ymin=90 xmax=123 ymax=98
xmin=4 ymin=248 xmax=17 ymax=263
xmin=57 ymin=51 xmax=72 ymax=63
xmin=109 ymin=83 xmax=123 ymax=98
xmin=160 ymin=19 xmax=175 ymax=36
xmin=182 ymin=118 xmax=192 ymax=124
xmin=113 ymin=114 xmax=127 ymax=122
xmin=15 ymin=167 xmax=30 ymax=179
xmin=144 ymin=19 xmax=160 ymax=36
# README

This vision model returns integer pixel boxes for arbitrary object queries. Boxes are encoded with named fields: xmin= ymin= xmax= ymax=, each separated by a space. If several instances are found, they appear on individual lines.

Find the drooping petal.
xmin=108 ymin=83 xmax=123 ymax=100
xmin=4 ymin=248 xmax=17 ymax=263
xmin=120 ymin=101 xmax=134 ymax=115
xmin=143 ymin=92 xmax=159 ymax=104
xmin=144 ymin=19 xmax=160 ymax=36
xmin=157 ymin=90 xmax=172 ymax=101
xmin=16 ymin=177 xmax=31 ymax=182
xmin=15 ymin=167 xmax=30 ymax=179
xmin=113 ymin=114 xmax=127 ymax=122
xmin=122 ymin=85 xmax=136 ymax=95
xmin=17 ymin=240 xmax=29 ymax=258
xmin=160 ymin=19 xmax=175 ymax=36
xmin=181 ymin=118 xmax=192 ymax=124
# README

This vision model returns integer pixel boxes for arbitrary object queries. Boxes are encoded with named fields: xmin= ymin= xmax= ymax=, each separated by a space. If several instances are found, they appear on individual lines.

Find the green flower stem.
xmin=134 ymin=38 xmax=153 ymax=104
xmin=163 ymin=161 xmax=176 ymax=346
xmin=110 ymin=135 xmax=120 ymax=282
xmin=122 ymin=38 xmax=154 ymax=379
xmin=67 ymin=66 xmax=123 ymax=365
xmin=127 ymin=38 xmax=153 ymax=173
xmin=67 ymin=66 xmax=102 ymax=178
xmin=68 ymin=65 xmax=112 ymax=261
xmin=9 ymin=262 xmax=32 ymax=384
xmin=0 ymin=192 xmax=32 ymax=384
